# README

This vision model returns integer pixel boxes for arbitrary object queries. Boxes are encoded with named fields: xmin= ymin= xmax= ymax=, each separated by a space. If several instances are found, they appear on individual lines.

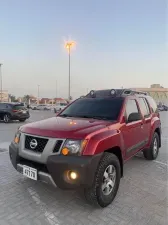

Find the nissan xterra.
xmin=9 ymin=89 xmax=161 ymax=207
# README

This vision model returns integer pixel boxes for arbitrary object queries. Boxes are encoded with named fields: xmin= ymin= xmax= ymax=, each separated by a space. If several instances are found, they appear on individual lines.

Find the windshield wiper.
xmin=75 ymin=115 xmax=110 ymax=120
xmin=59 ymin=114 xmax=73 ymax=117
xmin=90 ymin=116 xmax=110 ymax=121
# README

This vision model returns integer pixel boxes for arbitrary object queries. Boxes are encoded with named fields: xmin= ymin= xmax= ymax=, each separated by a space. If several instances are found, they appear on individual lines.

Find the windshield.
xmin=59 ymin=97 xmax=124 ymax=121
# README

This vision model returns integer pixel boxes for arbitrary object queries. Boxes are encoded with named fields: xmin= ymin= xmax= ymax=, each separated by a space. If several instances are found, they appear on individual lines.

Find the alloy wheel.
xmin=102 ymin=165 xmax=116 ymax=196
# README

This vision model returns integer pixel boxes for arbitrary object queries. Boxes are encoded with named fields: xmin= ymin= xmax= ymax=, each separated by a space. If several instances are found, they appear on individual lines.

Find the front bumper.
xmin=9 ymin=142 xmax=102 ymax=189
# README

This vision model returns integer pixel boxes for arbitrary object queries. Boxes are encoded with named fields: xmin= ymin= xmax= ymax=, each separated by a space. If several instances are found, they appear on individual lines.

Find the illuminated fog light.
xmin=69 ymin=171 xmax=78 ymax=180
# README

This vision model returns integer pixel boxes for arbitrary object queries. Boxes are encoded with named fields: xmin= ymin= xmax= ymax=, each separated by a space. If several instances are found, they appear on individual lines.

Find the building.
xmin=0 ymin=90 xmax=9 ymax=102
xmin=40 ymin=98 xmax=67 ymax=104
xmin=131 ymin=84 xmax=168 ymax=105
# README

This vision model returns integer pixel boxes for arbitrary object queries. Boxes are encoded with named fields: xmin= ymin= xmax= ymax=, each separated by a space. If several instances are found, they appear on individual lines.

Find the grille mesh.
xmin=53 ymin=140 xmax=63 ymax=153
xmin=25 ymin=135 xmax=48 ymax=153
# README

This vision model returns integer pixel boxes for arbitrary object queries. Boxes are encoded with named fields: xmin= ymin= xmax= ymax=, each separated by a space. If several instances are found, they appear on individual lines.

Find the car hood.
xmin=21 ymin=116 xmax=113 ymax=139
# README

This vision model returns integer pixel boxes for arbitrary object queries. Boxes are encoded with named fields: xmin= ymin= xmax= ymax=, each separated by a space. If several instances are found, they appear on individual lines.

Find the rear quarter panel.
xmin=147 ymin=114 xmax=161 ymax=148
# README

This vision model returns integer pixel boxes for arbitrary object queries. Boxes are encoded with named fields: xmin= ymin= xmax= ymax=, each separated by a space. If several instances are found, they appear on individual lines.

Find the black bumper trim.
xmin=9 ymin=142 xmax=102 ymax=189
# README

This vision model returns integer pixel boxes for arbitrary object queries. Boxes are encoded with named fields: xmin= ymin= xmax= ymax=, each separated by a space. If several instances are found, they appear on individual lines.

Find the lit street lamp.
xmin=0 ymin=63 xmax=3 ymax=102
xmin=65 ymin=41 xmax=75 ymax=100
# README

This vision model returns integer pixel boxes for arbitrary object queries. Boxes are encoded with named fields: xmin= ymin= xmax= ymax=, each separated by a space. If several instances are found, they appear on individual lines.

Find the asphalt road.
xmin=0 ymin=110 xmax=55 ymax=148
xmin=0 ymin=110 xmax=167 ymax=225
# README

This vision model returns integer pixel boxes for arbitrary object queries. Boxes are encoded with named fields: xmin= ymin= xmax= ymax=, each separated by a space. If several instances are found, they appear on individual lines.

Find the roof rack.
xmin=122 ymin=89 xmax=148 ymax=96
xmin=85 ymin=89 xmax=148 ymax=98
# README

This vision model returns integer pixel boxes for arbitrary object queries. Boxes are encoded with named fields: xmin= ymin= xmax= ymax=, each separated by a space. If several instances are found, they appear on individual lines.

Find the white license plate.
xmin=23 ymin=166 xmax=37 ymax=180
xmin=22 ymin=111 xmax=27 ymax=114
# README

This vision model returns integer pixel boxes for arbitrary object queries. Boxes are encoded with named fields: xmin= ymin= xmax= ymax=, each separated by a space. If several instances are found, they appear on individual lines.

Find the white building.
xmin=0 ymin=90 xmax=9 ymax=102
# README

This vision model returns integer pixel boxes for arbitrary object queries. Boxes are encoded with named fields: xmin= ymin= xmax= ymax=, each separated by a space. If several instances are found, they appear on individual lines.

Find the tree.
xmin=23 ymin=95 xmax=30 ymax=104
xmin=9 ymin=94 xmax=17 ymax=102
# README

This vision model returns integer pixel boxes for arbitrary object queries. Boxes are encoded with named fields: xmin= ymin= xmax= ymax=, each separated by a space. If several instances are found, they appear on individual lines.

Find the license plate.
xmin=23 ymin=166 xmax=37 ymax=180
xmin=22 ymin=111 xmax=27 ymax=114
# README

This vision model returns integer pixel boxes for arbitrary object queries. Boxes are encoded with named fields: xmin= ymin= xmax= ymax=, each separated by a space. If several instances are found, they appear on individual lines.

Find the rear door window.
xmin=0 ymin=104 xmax=5 ymax=109
xmin=137 ymin=98 xmax=150 ymax=118
xmin=0 ymin=104 xmax=9 ymax=109
xmin=146 ymin=96 xmax=158 ymax=113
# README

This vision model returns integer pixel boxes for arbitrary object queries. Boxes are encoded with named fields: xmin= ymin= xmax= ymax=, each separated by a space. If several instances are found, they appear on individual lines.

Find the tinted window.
xmin=59 ymin=98 xmax=124 ymax=121
xmin=0 ymin=103 xmax=8 ymax=109
xmin=125 ymin=99 xmax=140 ymax=120
xmin=13 ymin=105 xmax=26 ymax=110
xmin=0 ymin=104 xmax=4 ymax=109
xmin=137 ymin=98 xmax=150 ymax=117
xmin=146 ymin=96 xmax=158 ymax=113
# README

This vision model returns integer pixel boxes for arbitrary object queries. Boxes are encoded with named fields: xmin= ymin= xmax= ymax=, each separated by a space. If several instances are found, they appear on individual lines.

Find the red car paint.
xmin=21 ymin=95 xmax=161 ymax=162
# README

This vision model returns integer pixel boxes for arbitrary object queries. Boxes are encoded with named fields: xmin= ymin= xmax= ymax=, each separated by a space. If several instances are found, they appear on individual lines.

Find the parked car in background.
xmin=54 ymin=102 xmax=68 ymax=113
xmin=30 ymin=104 xmax=38 ymax=110
xmin=36 ymin=104 xmax=51 ymax=110
xmin=0 ymin=102 xmax=30 ymax=123
xmin=162 ymin=105 xmax=168 ymax=111
xmin=158 ymin=104 xmax=168 ymax=111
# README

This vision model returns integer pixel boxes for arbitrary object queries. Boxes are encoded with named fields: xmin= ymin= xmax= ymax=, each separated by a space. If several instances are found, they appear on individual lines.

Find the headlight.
xmin=61 ymin=139 xmax=87 ymax=156
xmin=14 ymin=128 xmax=21 ymax=144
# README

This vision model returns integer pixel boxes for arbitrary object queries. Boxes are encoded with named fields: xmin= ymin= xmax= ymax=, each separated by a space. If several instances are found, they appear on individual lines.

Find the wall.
xmin=0 ymin=90 xmax=9 ymax=102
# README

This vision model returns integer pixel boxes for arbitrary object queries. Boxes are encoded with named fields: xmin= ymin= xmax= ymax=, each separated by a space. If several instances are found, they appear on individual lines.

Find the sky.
xmin=0 ymin=0 xmax=167 ymax=99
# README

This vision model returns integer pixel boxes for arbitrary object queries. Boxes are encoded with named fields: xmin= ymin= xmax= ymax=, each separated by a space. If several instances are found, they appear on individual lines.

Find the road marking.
xmin=0 ymin=151 xmax=8 ymax=154
xmin=0 ymin=142 xmax=10 ymax=154
xmin=136 ymin=155 xmax=168 ymax=167
xmin=0 ymin=142 xmax=10 ymax=149
xmin=154 ymin=160 xmax=168 ymax=167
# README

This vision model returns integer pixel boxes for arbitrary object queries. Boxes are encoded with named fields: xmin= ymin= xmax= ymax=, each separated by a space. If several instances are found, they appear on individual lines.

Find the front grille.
xmin=53 ymin=140 xmax=63 ymax=153
xmin=25 ymin=135 xmax=48 ymax=153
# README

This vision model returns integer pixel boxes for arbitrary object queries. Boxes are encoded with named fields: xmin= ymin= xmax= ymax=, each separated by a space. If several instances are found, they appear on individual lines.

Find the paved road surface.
xmin=0 ymin=110 xmax=167 ymax=225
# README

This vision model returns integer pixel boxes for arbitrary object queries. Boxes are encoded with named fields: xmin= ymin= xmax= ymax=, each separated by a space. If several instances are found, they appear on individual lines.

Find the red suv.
xmin=9 ymin=89 xmax=161 ymax=207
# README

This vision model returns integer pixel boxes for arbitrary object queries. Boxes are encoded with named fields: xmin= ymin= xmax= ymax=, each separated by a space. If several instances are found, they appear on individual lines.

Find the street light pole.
xmin=37 ymin=85 xmax=40 ymax=104
xmin=0 ymin=63 xmax=2 ymax=102
xmin=65 ymin=41 xmax=75 ymax=101
xmin=55 ymin=80 xmax=57 ymax=99
xmin=68 ymin=47 xmax=71 ymax=101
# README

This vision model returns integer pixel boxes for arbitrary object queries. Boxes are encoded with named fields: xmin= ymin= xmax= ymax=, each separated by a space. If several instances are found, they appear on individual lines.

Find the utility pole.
xmin=0 ymin=63 xmax=2 ymax=102
xmin=55 ymin=80 xmax=57 ymax=99
xmin=37 ymin=85 xmax=40 ymax=104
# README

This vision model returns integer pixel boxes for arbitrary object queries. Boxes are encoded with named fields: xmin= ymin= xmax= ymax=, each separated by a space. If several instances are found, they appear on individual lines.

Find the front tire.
xmin=143 ymin=132 xmax=159 ymax=160
xmin=3 ymin=114 xmax=10 ymax=123
xmin=84 ymin=153 xmax=121 ymax=208
xmin=19 ymin=119 xmax=26 ymax=122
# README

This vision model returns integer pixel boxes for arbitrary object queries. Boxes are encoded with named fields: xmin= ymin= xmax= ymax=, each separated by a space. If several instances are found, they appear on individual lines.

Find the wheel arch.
xmin=105 ymin=146 xmax=123 ymax=177
xmin=154 ymin=127 xmax=161 ymax=148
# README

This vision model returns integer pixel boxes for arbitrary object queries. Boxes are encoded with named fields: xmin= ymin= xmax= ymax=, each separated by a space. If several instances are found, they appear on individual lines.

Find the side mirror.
xmin=127 ymin=112 xmax=141 ymax=123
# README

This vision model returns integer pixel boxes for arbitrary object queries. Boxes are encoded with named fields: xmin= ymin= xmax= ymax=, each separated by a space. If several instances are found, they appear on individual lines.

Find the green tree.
xmin=23 ymin=95 xmax=30 ymax=104
xmin=9 ymin=94 xmax=17 ymax=102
